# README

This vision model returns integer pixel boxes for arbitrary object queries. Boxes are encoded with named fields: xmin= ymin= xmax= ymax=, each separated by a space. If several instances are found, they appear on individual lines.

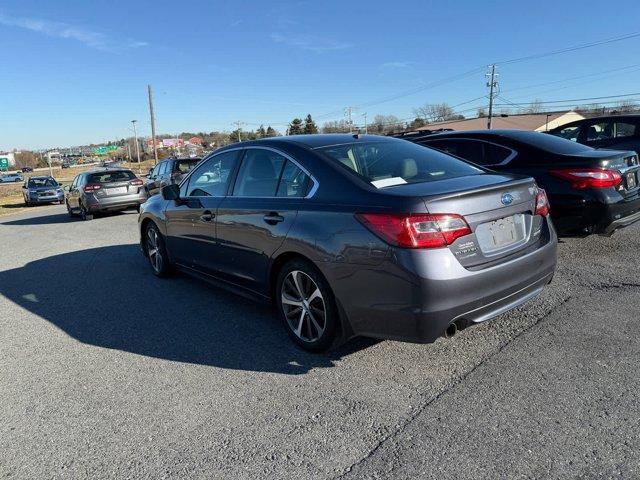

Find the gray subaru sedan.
xmin=139 ymin=134 xmax=557 ymax=351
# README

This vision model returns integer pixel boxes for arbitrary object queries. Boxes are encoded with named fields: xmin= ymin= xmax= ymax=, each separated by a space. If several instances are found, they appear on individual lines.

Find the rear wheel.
xmin=145 ymin=223 xmax=170 ymax=277
xmin=79 ymin=202 xmax=93 ymax=221
xmin=276 ymin=259 xmax=339 ymax=352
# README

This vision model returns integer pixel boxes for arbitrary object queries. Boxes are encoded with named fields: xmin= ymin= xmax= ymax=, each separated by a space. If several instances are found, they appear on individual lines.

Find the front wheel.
xmin=145 ymin=223 xmax=171 ymax=277
xmin=276 ymin=259 xmax=339 ymax=352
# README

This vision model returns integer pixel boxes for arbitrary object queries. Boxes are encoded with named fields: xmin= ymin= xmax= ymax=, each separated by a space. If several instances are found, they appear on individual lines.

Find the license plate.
xmin=627 ymin=172 xmax=637 ymax=189
xmin=488 ymin=216 xmax=518 ymax=248
xmin=39 ymin=191 xmax=55 ymax=196
xmin=107 ymin=186 xmax=127 ymax=195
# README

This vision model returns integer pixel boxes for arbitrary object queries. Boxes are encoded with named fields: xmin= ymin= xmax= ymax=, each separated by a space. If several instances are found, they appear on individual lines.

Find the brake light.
xmin=356 ymin=213 xmax=471 ymax=249
xmin=550 ymin=168 xmax=622 ymax=189
xmin=83 ymin=183 xmax=102 ymax=193
xmin=130 ymin=178 xmax=143 ymax=186
xmin=534 ymin=188 xmax=550 ymax=217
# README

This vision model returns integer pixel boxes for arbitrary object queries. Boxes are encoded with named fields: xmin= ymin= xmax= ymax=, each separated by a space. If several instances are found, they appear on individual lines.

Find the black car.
xmin=145 ymin=157 xmax=202 ymax=196
xmin=405 ymin=129 xmax=640 ymax=235
xmin=21 ymin=166 xmax=34 ymax=173
xmin=547 ymin=114 xmax=640 ymax=155
xmin=139 ymin=135 xmax=557 ymax=351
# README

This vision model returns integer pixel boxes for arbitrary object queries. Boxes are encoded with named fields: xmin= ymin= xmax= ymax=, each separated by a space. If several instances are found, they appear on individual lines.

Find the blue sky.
xmin=2 ymin=0 xmax=640 ymax=150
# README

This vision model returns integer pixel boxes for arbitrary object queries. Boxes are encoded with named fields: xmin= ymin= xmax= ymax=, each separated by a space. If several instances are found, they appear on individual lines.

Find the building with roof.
xmin=415 ymin=110 xmax=586 ymax=133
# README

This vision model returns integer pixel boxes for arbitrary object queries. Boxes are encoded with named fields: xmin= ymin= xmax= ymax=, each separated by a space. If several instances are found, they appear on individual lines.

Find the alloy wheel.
xmin=146 ymin=227 xmax=163 ymax=274
xmin=281 ymin=270 xmax=327 ymax=342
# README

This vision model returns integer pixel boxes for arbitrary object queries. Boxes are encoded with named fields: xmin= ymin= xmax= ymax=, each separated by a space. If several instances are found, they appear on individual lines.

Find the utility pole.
xmin=147 ymin=84 xmax=159 ymax=165
xmin=47 ymin=153 xmax=53 ymax=178
xmin=486 ymin=64 xmax=498 ymax=130
xmin=345 ymin=107 xmax=353 ymax=133
xmin=131 ymin=120 xmax=141 ymax=173
xmin=233 ymin=121 xmax=245 ymax=142
xmin=363 ymin=113 xmax=368 ymax=134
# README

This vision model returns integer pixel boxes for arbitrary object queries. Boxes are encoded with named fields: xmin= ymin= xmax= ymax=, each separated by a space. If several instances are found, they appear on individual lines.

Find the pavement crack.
xmin=334 ymin=293 xmax=574 ymax=479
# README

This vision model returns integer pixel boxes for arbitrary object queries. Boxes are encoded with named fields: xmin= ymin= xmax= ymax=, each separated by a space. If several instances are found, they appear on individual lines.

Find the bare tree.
xmin=321 ymin=120 xmax=349 ymax=133
xmin=613 ymin=100 xmax=639 ymax=114
xmin=413 ymin=103 xmax=461 ymax=123
xmin=521 ymin=99 xmax=543 ymax=114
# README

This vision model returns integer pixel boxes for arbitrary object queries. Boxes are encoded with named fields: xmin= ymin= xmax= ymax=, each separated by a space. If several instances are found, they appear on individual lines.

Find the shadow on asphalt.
xmin=1 ymin=210 xmax=136 ymax=226
xmin=0 ymin=244 xmax=375 ymax=374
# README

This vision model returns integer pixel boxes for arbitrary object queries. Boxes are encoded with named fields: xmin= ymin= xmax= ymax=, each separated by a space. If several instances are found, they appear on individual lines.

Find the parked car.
xmin=65 ymin=168 xmax=147 ymax=220
xmin=61 ymin=161 xmax=71 ymax=169
xmin=404 ymin=129 xmax=640 ymax=236
xmin=21 ymin=166 xmax=34 ymax=173
xmin=145 ymin=157 xmax=202 ymax=196
xmin=22 ymin=176 xmax=64 ymax=205
xmin=0 ymin=172 xmax=23 ymax=183
xmin=138 ymin=134 xmax=557 ymax=351
xmin=547 ymin=114 xmax=640 ymax=154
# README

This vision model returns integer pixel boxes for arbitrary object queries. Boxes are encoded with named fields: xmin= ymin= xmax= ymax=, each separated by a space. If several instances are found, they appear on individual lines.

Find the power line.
xmin=495 ymin=31 xmax=640 ymax=65
xmin=493 ymin=91 xmax=640 ymax=106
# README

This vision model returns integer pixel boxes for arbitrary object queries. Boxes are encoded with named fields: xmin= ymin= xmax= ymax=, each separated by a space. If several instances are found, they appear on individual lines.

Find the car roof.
xmin=218 ymin=134 xmax=401 ymax=151
xmin=83 ymin=168 xmax=134 ymax=175
xmin=29 ymin=176 xmax=55 ymax=180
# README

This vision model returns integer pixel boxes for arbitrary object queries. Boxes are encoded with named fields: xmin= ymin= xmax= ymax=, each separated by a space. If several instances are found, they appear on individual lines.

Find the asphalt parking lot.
xmin=1 ymin=205 xmax=639 ymax=479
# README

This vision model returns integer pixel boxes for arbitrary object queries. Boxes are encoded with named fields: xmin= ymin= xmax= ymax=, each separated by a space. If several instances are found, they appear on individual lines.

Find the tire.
xmin=79 ymin=202 xmax=93 ymax=221
xmin=276 ymin=259 xmax=339 ymax=352
xmin=144 ymin=222 xmax=171 ymax=277
xmin=66 ymin=200 xmax=76 ymax=217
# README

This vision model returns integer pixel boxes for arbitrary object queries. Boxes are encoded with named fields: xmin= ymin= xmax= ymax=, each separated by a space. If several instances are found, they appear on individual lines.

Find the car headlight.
xmin=56 ymin=188 xmax=63 ymax=194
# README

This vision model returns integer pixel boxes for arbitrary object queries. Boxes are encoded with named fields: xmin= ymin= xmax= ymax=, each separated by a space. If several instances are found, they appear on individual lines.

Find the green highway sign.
xmin=0 ymin=157 xmax=9 ymax=171
xmin=93 ymin=145 xmax=118 ymax=155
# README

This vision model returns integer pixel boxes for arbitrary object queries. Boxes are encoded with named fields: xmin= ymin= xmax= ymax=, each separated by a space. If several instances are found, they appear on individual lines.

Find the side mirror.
xmin=148 ymin=168 xmax=154 ymax=176
xmin=161 ymin=183 xmax=180 ymax=201
xmin=63 ymin=185 xmax=70 ymax=192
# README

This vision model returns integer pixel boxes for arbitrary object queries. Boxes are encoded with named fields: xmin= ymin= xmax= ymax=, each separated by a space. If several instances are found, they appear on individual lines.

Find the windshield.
xmin=28 ymin=178 xmax=58 ymax=188
xmin=317 ymin=140 xmax=483 ymax=187
xmin=505 ymin=130 xmax=594 ymax=154
xmin=88 ymin=170 xmax=136 ymax=184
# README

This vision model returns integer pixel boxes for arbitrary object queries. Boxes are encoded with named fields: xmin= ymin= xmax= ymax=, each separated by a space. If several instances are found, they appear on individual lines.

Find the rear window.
xmin=508 ymin=131 xmax=593 ymax=154
xmin=317 ymin=141 xmax=483 ymax=188
xmin=88 ymin=170 xmax=136 ymax=184
xmin=174 ymin=159 xmax=200 ymax=174
xmin=28 ymin=178 xmax=58 ymax=188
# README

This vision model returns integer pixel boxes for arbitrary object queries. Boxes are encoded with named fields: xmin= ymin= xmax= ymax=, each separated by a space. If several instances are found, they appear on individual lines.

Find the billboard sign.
xmin=0 ymin=157 xmax=9 ymax=171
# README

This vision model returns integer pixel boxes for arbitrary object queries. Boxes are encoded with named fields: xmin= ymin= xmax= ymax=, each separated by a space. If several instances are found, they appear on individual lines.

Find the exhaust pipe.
xmin=444 ymin=322 xmax=458 ymax=338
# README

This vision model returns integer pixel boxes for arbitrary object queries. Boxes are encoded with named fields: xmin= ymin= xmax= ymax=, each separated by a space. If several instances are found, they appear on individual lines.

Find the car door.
xmin=158 ymin=160 xmax=172 ymax=190
xmin=214 ymin=147 xmax=314 ymax=295
xmin=150 ymin=162 xmax=167 ymax=195
xmin=68 ymin=175 xmax=82 ymax=208
xmin=164 ymin=150 xmax=241 ymax=271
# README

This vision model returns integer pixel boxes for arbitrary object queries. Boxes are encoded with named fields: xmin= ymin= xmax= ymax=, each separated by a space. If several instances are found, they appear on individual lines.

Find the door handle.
xmin=263 ymin=212 xmax=284 ymax=224
xmin=200 ymin=210 xmax=214 ymax=222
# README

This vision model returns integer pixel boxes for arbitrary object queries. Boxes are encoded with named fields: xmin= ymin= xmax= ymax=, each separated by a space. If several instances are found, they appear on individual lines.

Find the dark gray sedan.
xmin=139 ymin=135 xmax=557 ymax=351
xmin=22 ymin=176 xmax=65 ymax=205
xmin=66 ymin=169 xmax=147 ymax=220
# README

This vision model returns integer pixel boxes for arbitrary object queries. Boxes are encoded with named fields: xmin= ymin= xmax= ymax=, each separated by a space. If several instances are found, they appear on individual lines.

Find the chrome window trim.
xmin=177 ymin=147 xmax=243 ymax=199
xmin=423 ymin=138 xmax=518 ymax=167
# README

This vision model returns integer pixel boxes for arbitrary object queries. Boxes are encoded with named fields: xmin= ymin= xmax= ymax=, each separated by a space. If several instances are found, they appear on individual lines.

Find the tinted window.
xmin=551 ymin=125 xmax=580 ymax=142
xmin=233 ymin=149 xmax=286 ymax=197
xmin=613 ymin=122 xmax=636 ymax=138
xmin=28 ymin=178 xmax=58 ymax=188
xmin=158 ymin=162 xmax=169 ymax=175
xmin=277 ymin=161 xmax=311 ymax=197
xmin=183 ymin=151 xmax=238 ymax=197
xmin=502 ymin=131 xmax=593 ymax=154
xmin=318 ymin=141 xmax=482 ymax=187
xmin=583 ymin=121 xmax=636 ymax=141
xmin=88 ymin=170 xmax=136 ymax=184
xmin=150 ymin=164 xmax=161 ymax=177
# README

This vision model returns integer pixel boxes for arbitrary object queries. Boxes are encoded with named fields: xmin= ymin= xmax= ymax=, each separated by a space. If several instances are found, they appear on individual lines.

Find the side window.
xmin=150 ymin=164 xmax=161 ymax=178
xmin=71 ymin=176 xmax=78 ymax=189
xmin=277 ymin=161 xmax=312 ymax=197
xmin=585 ymin=122 xmax=611 ymax=141
xmin=554 ymin=125 xmax=580 ymax=142
xmin=232 ymin=149 xmax=286 ymax=197
xmin=483 ymin=142 xmax=514 ymax=165
xmin=424 ymin=139 xmax=485 ymax=165
xmin=158 ymin=162 xmax=168 ymax=176
xmin=613 ymin=122 xmax=636 ymax=138
xmin=182 ymin=151 xmax=239 ymax=197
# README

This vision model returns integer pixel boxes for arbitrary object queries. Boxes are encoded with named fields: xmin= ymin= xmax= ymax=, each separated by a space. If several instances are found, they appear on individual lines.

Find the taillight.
xmin=130 ymin=178 xmax=143 ymax=186
xmin=550 ymin=168 xmax=622 ymax=189
xmin=534 ymin=188 xmax=550 ymax=217
xmin=83 ymin=183 xmax=102 ymax=193
xmin=356 ymin=213 xmax=471 ymax=249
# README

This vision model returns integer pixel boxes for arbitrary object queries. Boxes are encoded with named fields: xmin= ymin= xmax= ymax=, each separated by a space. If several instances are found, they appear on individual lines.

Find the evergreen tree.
xmin=256 ymin=125 xmax=267 ymax=138
xmin=303 ymin=114 xmax=318 ymax=134
xmin=266 ymin=126 xmax=278 ymax=137
xmin=288 ymin=118 xmax=303 ymax=135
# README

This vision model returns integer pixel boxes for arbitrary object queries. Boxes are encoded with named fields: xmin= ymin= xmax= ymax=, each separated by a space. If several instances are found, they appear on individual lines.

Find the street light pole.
xmin=131 ymin=120 xmax=141 ymax=174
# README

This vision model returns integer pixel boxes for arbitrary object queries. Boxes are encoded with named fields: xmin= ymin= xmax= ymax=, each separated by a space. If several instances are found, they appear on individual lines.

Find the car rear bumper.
xmin=86 ymin=193 xmax=147 ymax=211
xmin=323 ymin=220 xmax=557 ymax=343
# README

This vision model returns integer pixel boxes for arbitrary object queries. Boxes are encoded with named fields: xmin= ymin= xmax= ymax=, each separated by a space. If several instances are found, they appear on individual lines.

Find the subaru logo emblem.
xmin=501 ymin=193 xmax=514 ymax=206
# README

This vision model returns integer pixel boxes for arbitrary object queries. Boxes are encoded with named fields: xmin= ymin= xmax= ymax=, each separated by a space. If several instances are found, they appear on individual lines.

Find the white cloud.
xmin=0 ymin=13 xmax=148 ymax=52
xmin=270 ymin=32 xmax=352 ymax=54
xmin=380 ymin=61 xmax=415 ymax=69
